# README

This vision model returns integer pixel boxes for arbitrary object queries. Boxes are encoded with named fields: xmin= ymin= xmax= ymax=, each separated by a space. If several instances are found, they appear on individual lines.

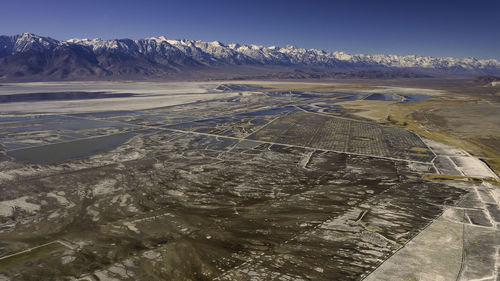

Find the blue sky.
xmin=1 ymin=0 xmax=499 ymax=59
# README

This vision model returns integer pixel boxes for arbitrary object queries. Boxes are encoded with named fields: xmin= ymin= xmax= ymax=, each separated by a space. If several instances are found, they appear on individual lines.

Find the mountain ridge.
xmin=1 ymin=33 xmax=499 ymax=81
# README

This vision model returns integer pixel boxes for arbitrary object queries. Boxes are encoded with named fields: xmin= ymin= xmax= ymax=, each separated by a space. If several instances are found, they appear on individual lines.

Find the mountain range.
xmin=1 ymin=33 xmax=499 ymax=81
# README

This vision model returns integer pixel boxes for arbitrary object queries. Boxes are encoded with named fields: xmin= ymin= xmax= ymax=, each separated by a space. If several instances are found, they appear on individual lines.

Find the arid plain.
xmin=0 ymin=79 xmax=498 ymax=280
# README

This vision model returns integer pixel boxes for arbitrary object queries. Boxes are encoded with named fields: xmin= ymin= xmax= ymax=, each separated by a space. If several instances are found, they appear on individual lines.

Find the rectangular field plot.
xmin=248 ymin=111 xmax=434 ymax=162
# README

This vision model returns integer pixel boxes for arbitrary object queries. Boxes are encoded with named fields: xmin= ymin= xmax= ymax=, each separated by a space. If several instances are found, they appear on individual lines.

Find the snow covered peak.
xmin=66 ymin=38 xmax=103 ymax=45
xmin=145 ymin=36 xmax=168 ymax=43
xmin=10 ymin=33 xmax=59 ymax=53
xmin=2 ymin=33 xmax=500 ymax=74
xmin=209 ymin=41 xmax=223 ymax=47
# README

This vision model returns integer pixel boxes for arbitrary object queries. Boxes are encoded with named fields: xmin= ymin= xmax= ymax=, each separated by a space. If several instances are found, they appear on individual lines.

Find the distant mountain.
xmin=1 ymin=33 xmax=499 ymax=81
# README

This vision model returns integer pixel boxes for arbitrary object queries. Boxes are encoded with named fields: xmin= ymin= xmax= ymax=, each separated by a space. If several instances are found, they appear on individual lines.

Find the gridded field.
xmin=248 ymin=111 xmax=434 ymax=162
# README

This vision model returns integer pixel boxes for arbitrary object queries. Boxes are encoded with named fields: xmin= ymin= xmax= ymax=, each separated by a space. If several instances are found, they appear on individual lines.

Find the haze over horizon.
xmin=1 ymin=0 xmax=500 ymax=60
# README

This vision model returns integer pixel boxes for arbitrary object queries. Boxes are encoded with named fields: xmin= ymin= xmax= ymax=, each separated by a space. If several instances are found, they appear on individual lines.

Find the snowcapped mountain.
xmin=1 ymin=33 xmax=499 ymax=81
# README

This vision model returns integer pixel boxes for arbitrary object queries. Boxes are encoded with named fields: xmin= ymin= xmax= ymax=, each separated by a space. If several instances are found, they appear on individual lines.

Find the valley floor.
xmin=0 ymin=80 xmax=498 ymax=280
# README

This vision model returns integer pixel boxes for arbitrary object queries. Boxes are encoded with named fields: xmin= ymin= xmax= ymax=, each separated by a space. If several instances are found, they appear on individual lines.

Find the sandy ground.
xmin=364 ymin=216 xmax=464 ymax=281
xmin=425 ymin=139 xmax=498 ymax=179
xmin=0 ymin=93 xmax=240 ymax=113
xmin=0 ymin=81 xmax=344 ymax=114
xmin=0 ymin=81 xmax=214 ymax=95
xmin=365 ymin=181 xmax=500 ymax=281
xmin=0 ymin=196 xmax=40 ymax=217
xmin=365 ymin=139 xmax=499 ymax=281
xmin=0 ymin=80 xmax=337 ymax=95
xmin=0 ymin=81 xmax=244 ymax=113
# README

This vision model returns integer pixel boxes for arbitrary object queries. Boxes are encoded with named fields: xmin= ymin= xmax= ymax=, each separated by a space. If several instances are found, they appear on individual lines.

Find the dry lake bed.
xmin=0 ymin=81 xmax=498 ymax=280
